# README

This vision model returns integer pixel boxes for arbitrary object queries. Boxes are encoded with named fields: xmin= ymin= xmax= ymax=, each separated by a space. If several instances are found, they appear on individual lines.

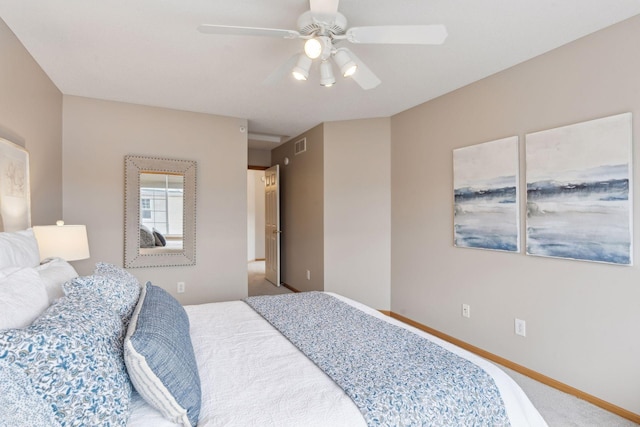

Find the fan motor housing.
xmin=297 ymin=11 xmax=348 ymax=37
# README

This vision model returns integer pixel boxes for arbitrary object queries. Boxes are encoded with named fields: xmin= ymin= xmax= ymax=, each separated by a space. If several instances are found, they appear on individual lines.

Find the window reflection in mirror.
xmin=139 ymin=172 xmax=184 ymax=251
xmin=124 ymin=155 xmax=196 ymax=268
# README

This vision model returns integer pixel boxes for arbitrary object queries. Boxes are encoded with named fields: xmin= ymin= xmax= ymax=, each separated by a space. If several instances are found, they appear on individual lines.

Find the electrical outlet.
xmin=515 ymin=318 xmax=526 ymax=337
xmin=306 ymin=270 xmax=311 ymax=280
xmin=462 ymin=304 xmax=471 ymax=318
xmin=177 ymin=282 xmax=185 ymax=294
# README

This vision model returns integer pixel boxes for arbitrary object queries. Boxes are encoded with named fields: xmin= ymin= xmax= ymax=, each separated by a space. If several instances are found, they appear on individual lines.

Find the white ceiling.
xmin=1 ymin=1 xmax=639 ymax=151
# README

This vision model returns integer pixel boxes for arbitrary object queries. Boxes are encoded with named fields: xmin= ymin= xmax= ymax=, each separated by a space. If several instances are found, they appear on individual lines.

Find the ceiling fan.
xmin=198 ymin=0 xmax=447 ymax=90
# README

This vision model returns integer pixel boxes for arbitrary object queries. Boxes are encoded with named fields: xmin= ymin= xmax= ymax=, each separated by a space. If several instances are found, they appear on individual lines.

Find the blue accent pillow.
xmin=124 ymin=282 xmax=201 ymax=427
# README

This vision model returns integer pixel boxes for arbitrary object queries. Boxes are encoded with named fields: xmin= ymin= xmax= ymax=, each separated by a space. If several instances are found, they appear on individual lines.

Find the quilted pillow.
xmin=0 ymin=291 xmax=132 ymax=426
xmin=0 ymin=229 xmax=40 ymax=269
xmin=124 ymin=282 xmax=201 ymax=427
xmin=63 ymin=262 xmax=140 ymax=321
xmin=35 ymin=257 xmax=78 ymax=303
xmin=0 ymin=267 xmax=49 ymax=330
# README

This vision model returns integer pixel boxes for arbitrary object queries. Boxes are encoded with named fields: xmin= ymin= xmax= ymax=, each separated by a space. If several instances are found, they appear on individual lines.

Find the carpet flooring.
xmin=248 ymin=260 xmax=292 ymax=296
xmin=503 ymin=367 xmax=636 ymax=426
xmin=246 ymin=261 xmax=637 ymax=426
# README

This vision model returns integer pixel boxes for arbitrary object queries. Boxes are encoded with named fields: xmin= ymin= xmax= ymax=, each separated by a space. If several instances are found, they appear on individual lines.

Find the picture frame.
xmin=525 ymin=113 xmax=633 ymax=265
xmin=453 ymin=136 xmax=520 ymax=252
xmin=0 ymin=138 xmax=31 ymax=232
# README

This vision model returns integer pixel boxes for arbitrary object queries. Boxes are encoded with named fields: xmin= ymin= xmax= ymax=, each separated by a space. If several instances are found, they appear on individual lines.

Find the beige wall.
xmin=272 ymin=125 xmax=324 ymax=291
xmin=271 ymin=118 xmax=391 ymax=309
xmin=324 ymin=118 xmax=391 ymax=310
xmin=248 ymin=148 xmax=271 ymax=167
xmin=0 ymin=18 xmax=62 ymax=226
xmin=391 ymin=15 xmax=640 ymax=414
xmin=63 ymin=96 xmax=248 ymax=304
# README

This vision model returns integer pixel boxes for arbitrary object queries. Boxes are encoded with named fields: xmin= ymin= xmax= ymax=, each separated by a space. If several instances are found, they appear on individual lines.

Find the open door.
xmin=265 ymin=165 xmax=281 ymax=286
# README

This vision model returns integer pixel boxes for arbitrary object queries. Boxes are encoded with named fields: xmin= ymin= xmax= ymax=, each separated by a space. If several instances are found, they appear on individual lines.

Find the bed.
xmin=0 ymin=229 xmax=548 ymax=427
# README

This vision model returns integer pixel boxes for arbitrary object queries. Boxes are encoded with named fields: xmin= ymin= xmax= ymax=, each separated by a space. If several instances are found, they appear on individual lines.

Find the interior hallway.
xmin=248 ymin=260 xmax=292 ymax=296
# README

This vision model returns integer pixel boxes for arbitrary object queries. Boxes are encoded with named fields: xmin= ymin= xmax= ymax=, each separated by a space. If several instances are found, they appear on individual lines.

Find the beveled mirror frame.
xmin=124 ymin=155 xmax=197 ymax=268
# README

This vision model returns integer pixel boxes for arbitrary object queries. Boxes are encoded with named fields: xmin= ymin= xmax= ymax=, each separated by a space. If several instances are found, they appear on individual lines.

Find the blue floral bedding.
xmin=245 ymin=292 xmax=511 ymax=427
xmin=0 ymin=263 xmax=141 ymax=427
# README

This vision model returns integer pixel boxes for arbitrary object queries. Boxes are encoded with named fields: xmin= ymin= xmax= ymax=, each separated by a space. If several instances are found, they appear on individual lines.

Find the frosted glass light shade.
xmin=33 ymin=223 xmax=90 ymax=262
xmin=319 ymin=61 xmax=335 ymax=87
xmin=304 ymin=38 xmax=322 ymax=59
xmin=292 ymin=54 xmax=312 ymax=81
xmin=334 ymin=49 xmax=357 ymax=77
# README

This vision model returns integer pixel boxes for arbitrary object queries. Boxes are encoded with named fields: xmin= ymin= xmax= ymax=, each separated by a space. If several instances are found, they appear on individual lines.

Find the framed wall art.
xmin=0 ymin=138 xmax=30 ymax=232
xmin=453 ymin=136 xmax=520 ymax=252
xmin=525 ymin=112 xmax=632 ymax=265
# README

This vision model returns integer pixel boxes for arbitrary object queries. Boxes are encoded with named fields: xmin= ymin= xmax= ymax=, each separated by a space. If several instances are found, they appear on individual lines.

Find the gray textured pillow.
xmin=152 ymin=228 xmax=167 ymax=247
xmin=139 ymin=225 xmax=156 ymax=248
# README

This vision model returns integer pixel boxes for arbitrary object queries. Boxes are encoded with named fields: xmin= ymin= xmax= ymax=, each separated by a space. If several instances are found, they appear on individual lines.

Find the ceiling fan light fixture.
xmin=304 ymin=36 xmax=332 ymax=60
xmin=291 ymin=54 xmax=312 ymax=81
xmin=333 ymin=49 xmax=358 ymax=77
xmin=200 ymin=5 xmax=448 ymax=91
xmin=319 ymin=60 xmax=336 ymax=87
xmin=304 ymin=37 xmax=323 ymax=59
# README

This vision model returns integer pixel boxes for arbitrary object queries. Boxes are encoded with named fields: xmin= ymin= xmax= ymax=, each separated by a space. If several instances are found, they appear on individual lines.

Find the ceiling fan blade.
xmin=198 ymin=24 xmax=300 ymax=39
xmin=309 ymin=0 xmax=340 ymax=21
xmin=340 ymin=48 xmax=381 ymax=90
xmin=263 ymin=53 xmax=301 ymax=86
xmin=346 ymin=25 xmax=447 ymax=45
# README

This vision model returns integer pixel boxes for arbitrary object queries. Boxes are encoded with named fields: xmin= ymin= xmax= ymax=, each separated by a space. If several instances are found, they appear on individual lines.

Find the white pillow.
xmin=0 ymin=267 xmax=49 ymax=330
xmin=35 ymin=258 xmax=79 ymax=303
xmin=0 ymin=229 xmax=41 ymax=269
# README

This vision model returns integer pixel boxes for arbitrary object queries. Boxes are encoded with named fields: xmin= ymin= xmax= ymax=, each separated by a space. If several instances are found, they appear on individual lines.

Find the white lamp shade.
xmin=33 ymin=224 xmax=90 ymax=262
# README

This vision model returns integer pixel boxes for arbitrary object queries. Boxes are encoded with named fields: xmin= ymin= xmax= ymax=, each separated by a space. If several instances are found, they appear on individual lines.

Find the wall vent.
xmin=294 ymin=138 xmax=307 ymax=155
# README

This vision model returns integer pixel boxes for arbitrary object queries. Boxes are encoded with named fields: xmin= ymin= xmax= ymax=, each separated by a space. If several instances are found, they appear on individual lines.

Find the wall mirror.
xmin=124 ymin=155 xmax=196 ymax=268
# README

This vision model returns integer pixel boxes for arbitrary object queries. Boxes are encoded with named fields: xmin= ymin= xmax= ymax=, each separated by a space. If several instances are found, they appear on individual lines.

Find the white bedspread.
xmin=127 ymin=293 xmax=547 ymax=427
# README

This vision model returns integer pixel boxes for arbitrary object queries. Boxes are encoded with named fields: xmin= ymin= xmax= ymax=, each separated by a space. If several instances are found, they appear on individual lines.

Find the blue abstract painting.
xmin=454 ymin=136 xmax=520 ymax=252
xmin=525 ymin=113 xmax=632 ymax=265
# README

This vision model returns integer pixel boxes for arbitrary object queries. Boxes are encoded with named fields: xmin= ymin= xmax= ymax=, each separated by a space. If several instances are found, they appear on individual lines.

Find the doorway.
xmin=247 ymin=168 xmax=266 ymax=293
xmin=247 ymin=169 xmax=266 ymax=264
xmin=247 ymin=168 xmax=290 ymax=296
